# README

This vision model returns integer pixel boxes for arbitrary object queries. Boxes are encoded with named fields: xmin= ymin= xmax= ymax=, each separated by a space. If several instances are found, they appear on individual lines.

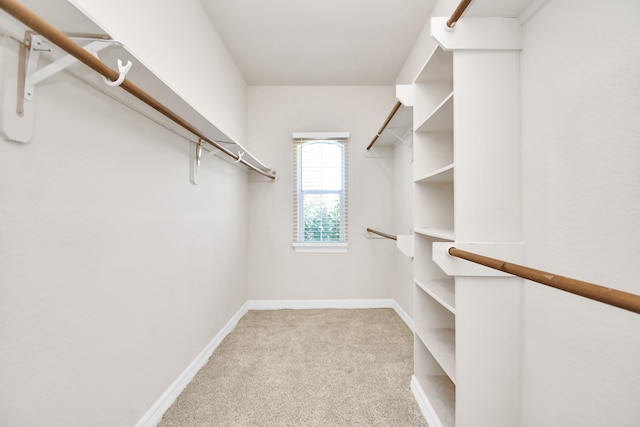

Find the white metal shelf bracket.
xmin=386 ymin=128 xmax=410 ymax=146
xmin=1 ymin=33 xmax=121 ymax=144
xmin=190 ymin=139 xmax=203 ymax=185
xmin=22 ymin=34 xmax=121 ymax=104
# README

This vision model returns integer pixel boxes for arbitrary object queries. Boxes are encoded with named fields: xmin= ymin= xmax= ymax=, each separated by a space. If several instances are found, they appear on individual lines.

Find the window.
xmin=292 ymin=132 xmax=349 ymax=253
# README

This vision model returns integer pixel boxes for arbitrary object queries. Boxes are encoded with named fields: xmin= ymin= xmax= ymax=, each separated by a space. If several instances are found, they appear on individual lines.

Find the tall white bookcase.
xmin=409 ymin=18 xmax=526 ymax=427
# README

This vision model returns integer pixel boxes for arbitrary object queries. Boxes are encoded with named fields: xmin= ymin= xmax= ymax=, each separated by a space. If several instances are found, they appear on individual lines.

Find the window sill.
xmin=292 ymin=243 xmax=349 ymax=253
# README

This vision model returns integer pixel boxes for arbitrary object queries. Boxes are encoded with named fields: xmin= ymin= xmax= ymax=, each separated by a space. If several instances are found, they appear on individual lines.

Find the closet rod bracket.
xmin=190 ymin=139 xmax=203 ymax=185
xmin=3 ymin=33 xmax=120 ymax=143
xmin=20 ymin=33 xmax=121 ymax=105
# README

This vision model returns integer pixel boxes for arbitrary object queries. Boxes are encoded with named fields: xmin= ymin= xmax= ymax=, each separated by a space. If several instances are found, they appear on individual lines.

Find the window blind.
xmin=292 ymin=132 xmax=349 ymax=244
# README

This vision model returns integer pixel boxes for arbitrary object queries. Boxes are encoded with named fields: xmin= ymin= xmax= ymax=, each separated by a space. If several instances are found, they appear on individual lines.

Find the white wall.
xmin=0 ymin=2 xmax=251 ymax=425
xmin=0 ymin=64 xmax=249 ymax=427
xmin=520 ymin=1 xmax=640 ymax=426
xmin=247 ymin=86 xmax=396 ymax=301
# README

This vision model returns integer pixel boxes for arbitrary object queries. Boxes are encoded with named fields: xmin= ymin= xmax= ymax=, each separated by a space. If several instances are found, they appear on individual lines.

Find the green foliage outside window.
xmin=303 ymin=196 xmax=341 ymax=242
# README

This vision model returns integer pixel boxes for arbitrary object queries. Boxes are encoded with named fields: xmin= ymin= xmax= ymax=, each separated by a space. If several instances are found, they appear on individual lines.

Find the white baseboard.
xmin=134 ymin=302 xmax=249 ymax=427
xmin=411 ymin=375 xmax=443 ymax=427
xmin=247 ymin=298 xmax=395 ymax=310
xmin=391 ymin=300 xmax=414 ymax=332
xmin=247 ymin=299 xmax=414 ymax=332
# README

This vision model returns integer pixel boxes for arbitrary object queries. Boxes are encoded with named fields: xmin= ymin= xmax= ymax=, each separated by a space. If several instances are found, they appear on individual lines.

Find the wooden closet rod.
xmin=447 ymin=0 xmax=474 ymax=28
xmin=366 ymin=228 xmax=397 ymax=241
xmin=366 ymin=100 xmax=402 ymax=150
xmin=448 ymin=247 xmax=640 ymax=315
xmin=0 ymin=0 xmax=276 ymax=180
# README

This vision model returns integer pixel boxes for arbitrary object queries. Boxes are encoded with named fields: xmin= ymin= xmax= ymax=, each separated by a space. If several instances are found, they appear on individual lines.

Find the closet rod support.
xmin=0 ymin=0 xmax=276 ymax=178
xmin=21 ymin=33 xmax=121 ymax=102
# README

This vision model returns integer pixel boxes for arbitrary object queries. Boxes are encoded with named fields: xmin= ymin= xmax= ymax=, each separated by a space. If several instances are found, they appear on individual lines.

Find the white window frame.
xmin=292 ymin=132 xmax=349 ymax=253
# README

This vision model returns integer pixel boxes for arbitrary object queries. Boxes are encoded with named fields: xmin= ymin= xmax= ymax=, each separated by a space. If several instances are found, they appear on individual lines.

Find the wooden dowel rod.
xmin=366 ymin=100 xmax=402 ymax=150
xmin=0 ymin=0 xmax=275 ymax=180
xmin=366 ymin=228 xmax=397 ymax=241
xmin=446 ymin=0 xmax=474 ymax=28
xmin=448 ymin=247 xmax=640 ymax=315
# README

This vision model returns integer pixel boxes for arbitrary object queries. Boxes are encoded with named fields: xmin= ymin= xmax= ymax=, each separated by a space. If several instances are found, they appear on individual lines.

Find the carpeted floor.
xmin=159 ymin=308 xmax=428 ymax=426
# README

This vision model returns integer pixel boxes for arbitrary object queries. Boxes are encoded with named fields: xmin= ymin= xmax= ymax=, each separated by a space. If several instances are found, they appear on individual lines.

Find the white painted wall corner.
xmin=134 ymin=302 xmax=249 ymax=427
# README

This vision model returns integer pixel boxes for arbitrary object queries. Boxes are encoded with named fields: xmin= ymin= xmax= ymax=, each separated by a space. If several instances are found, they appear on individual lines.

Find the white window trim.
xmin=292 ymin=131 xmax=349 ymax=251
xmin=292 ymin=242 xmax=349 ymax=253
xmin=292 ymin=131 xmax=350 ymax=140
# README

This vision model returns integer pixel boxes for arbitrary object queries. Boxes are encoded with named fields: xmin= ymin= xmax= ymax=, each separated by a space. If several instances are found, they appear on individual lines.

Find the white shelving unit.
xmin=412 ymin=43 xmax=457 ymax=427
xmin=415 ymin=92 xmax=454 ymax=133
xmin=415 ymin=163 xmax=454 ymax=184
xmin=410 ymin=17 xmax=525 ymax=427
xmin=415 ymin=278 xmax=455 ymax=314
xmin=414 ymin=338 xmax=456 ymax=427
xmin=414 ymin=227 xmax=455 ymax=241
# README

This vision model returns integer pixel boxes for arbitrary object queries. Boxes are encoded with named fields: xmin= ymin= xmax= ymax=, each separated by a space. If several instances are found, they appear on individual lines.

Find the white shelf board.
xmin=415 ymin=91 xmax=454 ymax=133
xmin=371 ymin=104 xmax=412 ymax=147
xmin=7 ymin=14 xmax=275 ymax=177
xmin=416 ymin=328 xmax=456 ymax=383
xmin=414 ymin=375 xmax=456 ymax=427
xmin=388 ymin=103 xmax=413 ymax=128
xmin=414 ymin=46 xmax=454 ymax=84
xmin=415 ymin=279 xmax=456 ymax=314
xmin=415 ymin=227 xmax=455 ymax=241
xmin=415 ymin=163 xmax=454 ymax=183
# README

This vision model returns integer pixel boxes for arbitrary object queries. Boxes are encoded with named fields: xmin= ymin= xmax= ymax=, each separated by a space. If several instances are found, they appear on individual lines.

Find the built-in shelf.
xmin=416 ymin=328 xmax=456 ymax=383
xmin=415 ymin=163 xmax=454 ymax=183
xmin=415 ymin=46 xmax=454 ymax=84
xmin=413 ymin=133 xmax=453 ymax=179
xmin=0 ymin=12 xmax=276 ymax=177
xmin=412 ymin=32 xmax=457 ymax=427
xmin=415 ymin=91 xmax=453 ymax=133
xmin=421 ymin=375 xmax=456 ymax=427
xmin=416 ymin=278 xmax=456 ymax=314
xmin=411 ymin=17 xmax=524 ymax=427
xmin=414 ymin=338 xmax=456 ymax=427
xmin=414 ymin=227 xmax=455 ymax=241
xmin=373 ymin=104 xmax=413 ymax=146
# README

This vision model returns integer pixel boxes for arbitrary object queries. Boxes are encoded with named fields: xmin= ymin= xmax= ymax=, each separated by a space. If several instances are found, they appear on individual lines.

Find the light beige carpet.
xmin=159 ymin=308 xmax=428 ymax=426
